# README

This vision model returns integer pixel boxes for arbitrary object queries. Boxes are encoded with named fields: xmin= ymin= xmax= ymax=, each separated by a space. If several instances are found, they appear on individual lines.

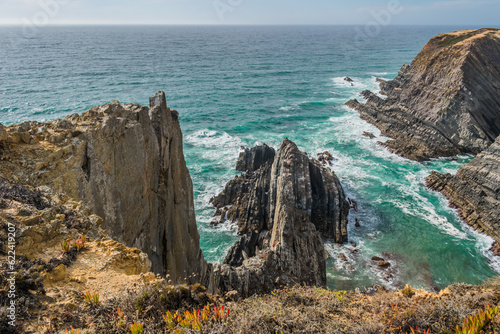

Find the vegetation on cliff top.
xmin=37 ymin=280 xmax=499 ymax=334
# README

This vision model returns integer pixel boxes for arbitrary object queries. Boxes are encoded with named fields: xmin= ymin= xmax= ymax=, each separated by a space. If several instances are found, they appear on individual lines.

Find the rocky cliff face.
xmin=426 ymin=136 xmax=500 ymax=244
xmin=347 ymin=28 xmax=500 ymax=161
xmin=208 ymin=139 xmax=349 ymax=296
xmin=236 ymin=144 xmax=276 ymax=172
xmin=0 ymin=92 xmax=208 ymax=283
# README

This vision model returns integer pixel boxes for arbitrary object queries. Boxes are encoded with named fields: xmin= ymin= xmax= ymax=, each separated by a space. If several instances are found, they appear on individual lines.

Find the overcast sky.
xmin=0 ymin=0 xmax=499 ymax=26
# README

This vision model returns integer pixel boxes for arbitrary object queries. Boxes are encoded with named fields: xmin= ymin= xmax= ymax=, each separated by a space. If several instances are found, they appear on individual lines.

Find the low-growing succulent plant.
xmin=163 ymin=304 xmax=230 ymax=332
xmin=130 ymin=322 xmax=144 ymax=334
xmin=84 ymin=291 xmax=100 ymax=305
xmin=61 ymin=240 xmax=71 ymax=253
xmin=456 ymin=305 xmax=499 ymax=334
xmin=407 ymin=326 xmax=430 ymax=334
xmin=65 ymin=325 xmax=81 ymax=334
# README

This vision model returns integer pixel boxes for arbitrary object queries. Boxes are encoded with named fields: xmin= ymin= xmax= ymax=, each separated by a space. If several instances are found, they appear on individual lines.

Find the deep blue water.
xmin=1 ymin=25 xmax=499 ymax=290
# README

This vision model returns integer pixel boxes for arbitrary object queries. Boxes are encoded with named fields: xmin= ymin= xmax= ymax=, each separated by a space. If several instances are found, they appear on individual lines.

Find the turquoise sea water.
xmin=1 ymin=25 xmax=499 ymax=291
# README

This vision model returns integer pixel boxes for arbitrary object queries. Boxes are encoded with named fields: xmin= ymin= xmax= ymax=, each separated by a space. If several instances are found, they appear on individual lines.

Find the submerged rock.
xmin=347 ymin=28 xmax=500 ymax=161
xmin=362 ymin=131 xmax=376 ymax=139
xmin=208 ymin=139 xmax=349 ymax=296
xmin=317 ymin=151 xmax=334 ymax=165
xmin=378 ymin=261 xmax=391 ymax=268
xmin=427 ymin=136 xmax=500 ymax=243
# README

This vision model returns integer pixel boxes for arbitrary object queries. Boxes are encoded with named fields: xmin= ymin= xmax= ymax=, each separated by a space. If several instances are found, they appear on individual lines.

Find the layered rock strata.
xmin=347 ymin=28 xmax=500 ymax=161
xmin=426 ymin=136 xmax=500 ymax=244
xmin=236 ymin=144 xmax=276 ymax=172
xmin=0 ymin=93 xmax=351 ymax=296
xmin=0 ymin=92 xmax=208 ymax=283
xmin=208 ymin=139 xmax=349 ymax=296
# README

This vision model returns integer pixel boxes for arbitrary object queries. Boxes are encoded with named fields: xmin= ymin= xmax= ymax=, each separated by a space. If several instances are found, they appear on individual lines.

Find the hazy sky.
xmin=0 ymin=0 xmax=499 ymax=26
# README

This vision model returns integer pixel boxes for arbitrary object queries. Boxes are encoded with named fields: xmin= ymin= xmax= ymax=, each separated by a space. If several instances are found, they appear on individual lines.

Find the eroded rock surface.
xmin=0 ymin=92 xmax=208 ymax=283
xmin=236 ymin=144 xmax=275 ymax=172
xmin=208 ymin=139 xmax=349 ymax=296
xmin=0 ymin=180 xmax=162 ymax=332
xmin=347 ymin=28 xmax=500 ymax=161
xmin=427 ymin=136 xmax=500 ymax=243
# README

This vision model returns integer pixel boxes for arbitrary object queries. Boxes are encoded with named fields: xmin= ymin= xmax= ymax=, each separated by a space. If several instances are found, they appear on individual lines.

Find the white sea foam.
xmin=186 ymin=129 xmax=242 ymax=149
xmin=331 ymin=76 xmax=369 ymax=90
xmin=395 ymin=174 xmax=469 ymax=239
xmin=367 ymin=72 xmax=393 ymax=77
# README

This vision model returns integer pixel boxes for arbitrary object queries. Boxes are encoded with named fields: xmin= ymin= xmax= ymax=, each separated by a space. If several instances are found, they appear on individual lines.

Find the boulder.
xmin=362 ymin=131 xmax=376 ymax=139
xmin=378 ymin=261 xmax=391 ymax=268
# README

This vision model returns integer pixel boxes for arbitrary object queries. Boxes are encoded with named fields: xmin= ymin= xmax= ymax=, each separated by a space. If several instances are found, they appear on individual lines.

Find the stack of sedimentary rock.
xmin=208 ymin=139 xmax=349 ymax=296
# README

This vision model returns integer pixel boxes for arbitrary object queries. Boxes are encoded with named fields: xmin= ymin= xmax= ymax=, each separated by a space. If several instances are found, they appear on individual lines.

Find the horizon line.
xmin=0 ymin=23 xmax=498 ymax=27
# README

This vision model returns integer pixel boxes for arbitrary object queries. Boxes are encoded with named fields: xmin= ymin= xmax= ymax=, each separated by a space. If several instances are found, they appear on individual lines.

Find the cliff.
xmin=0 ymin=180 xmax=159 ymax=333
xmin=2 ymin=182 xmax=500 ymax=333
xmin=346 ymin=28 xmax=500 ymax=161
xmin=427 ymin=135 xmax=500 ymax=247
xmin=208 ymin=139 xmax=349 ymax=296
xmin=0 ymin=92 xmax=208 ymax=283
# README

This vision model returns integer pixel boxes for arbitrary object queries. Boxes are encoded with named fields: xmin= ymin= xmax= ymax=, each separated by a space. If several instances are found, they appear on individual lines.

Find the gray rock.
xmin=362 ymin=132 xmax=376 ymax=139
xmin=347 ymin=28 xmax=500 ymax=161
xmin=207 ymin=139 xmax=349 ymax=297
xmin=427 ymin=135 xmax=500 ymax=243
xmin=236 ymin=144 xmax=276 ymax=172
xmin=26 ymin=92 xmax=208 ymax=283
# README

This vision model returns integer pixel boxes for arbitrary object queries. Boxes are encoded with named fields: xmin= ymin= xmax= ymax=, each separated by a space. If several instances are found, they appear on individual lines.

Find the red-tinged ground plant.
xmin=73 ymin=234 xmax=87 ymax=251
xmin=73 ymin=239 xmax=84 ymax=251
xmin=84 ymin=291 xmax=100 ymax=306
xmin=129 ymin=322 xmax=144 ymax=334
xmin=115 ymin=306 xmax=125 ymax=328
xmin=62 ymin=235 xmax=87 ymax=254
xmin=65 ymin=325 xmax=81 ymax=334
xmin=407 ymin=326 xmax=430 ymax=334
xmin=61 ymin=240 xmax=71 ymax=253
xmin=456 ymin=305 xmax=499 ymax=334
xmin=163 ymin=304 xmax=230 ymax=331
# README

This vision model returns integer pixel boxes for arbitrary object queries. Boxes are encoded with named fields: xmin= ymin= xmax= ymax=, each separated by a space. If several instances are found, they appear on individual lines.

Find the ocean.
xmin=1 ymin=25 xmax=499 ymax=291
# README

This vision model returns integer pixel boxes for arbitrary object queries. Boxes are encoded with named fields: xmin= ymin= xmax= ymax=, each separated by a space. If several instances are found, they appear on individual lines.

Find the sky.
xmin=0 ymin=0 xmax=499 ymax=26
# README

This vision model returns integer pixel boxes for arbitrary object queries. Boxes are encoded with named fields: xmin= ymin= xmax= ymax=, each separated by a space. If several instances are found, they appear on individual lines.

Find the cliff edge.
xmin=0 ymin=92 xmax=208 ymax=283
xmin=347 ymin=28 xmax=500 ymax=161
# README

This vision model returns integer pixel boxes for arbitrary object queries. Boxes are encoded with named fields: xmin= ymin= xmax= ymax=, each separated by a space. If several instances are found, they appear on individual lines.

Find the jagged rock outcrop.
xmin=236 ymin=144 xmax=275 ymax=172
xmin=426 ymin=136 xmax=500 ymax=244
xmin=347 ymin=28 xmax=500 ymax=161
xmin=212 ymin=140 xmax=349 ymax=245
xmin=208 ymin=139 xmax=349 ymax=296
xmin=0 ymin=92 xmax=208 ymax=283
